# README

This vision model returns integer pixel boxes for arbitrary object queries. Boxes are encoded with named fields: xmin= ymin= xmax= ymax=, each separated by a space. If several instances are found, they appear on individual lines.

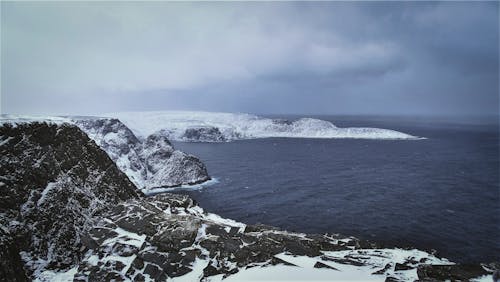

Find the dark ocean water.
xmin=172 ymin=116 xmax=499 ymax=264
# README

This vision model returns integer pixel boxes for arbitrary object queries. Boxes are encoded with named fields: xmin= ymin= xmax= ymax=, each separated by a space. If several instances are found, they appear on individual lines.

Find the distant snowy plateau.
xmin=0 ymin=113 xmax=497 ymax=281
xmin=104 ymin=111 xmax=425 ymax=142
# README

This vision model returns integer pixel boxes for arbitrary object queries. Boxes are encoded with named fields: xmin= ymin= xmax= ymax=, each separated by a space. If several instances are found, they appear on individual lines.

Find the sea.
xmin=172 ymin=115 xmax=499 ymax=264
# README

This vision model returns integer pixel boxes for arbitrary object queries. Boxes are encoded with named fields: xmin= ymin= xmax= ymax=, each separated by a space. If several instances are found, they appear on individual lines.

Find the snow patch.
xmin=0 ymin=115 xmax=71 ymax=126
xmin=37 ymin=182 xmax=56 ymax=206
xmin=142 ymin=177 xmax=219 ymax=196
xmin=34 ymin=267 xmax=78 ymax=282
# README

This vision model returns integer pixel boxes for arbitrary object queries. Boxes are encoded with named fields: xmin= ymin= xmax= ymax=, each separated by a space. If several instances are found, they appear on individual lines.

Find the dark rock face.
xmin=182 ymin=126 xmax=226 ymax=142
xmin=271 ymin=118 xmax=293 ymax=126
xmin=0 ymin=122 xmax=140 ymax=279
xmin=0 ymin=228 xmax=28 ymax=282
xmin=416 ymin=264 xmax=490 ymax=281
xmin=74 ymin=118 xmax=210 ymax=191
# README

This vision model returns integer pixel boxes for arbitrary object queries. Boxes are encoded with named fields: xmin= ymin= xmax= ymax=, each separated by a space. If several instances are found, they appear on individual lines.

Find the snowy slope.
xmin=74 ymin=118 xmax=211 ymax=193
xmin=105 ymin=111 xmax=424 ymax=141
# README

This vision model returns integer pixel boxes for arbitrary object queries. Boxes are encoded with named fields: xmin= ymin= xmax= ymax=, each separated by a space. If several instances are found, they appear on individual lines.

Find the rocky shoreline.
xmin=0 ymin=120 xmax=497 ymax=281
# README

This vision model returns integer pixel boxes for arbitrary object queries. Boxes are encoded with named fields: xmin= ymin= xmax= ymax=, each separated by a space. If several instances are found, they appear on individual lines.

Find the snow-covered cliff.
xmin=105 ymin=111 xmax=424 ymax=142
xmin=74 ymin=118 xmax=211 ymax=193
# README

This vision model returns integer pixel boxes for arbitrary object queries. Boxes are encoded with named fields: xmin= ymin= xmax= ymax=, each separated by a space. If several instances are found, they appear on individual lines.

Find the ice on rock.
xmin=105 ymin=111 xmax=424 ymax=141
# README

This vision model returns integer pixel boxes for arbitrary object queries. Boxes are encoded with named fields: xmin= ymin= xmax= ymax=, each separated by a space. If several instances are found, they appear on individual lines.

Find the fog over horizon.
xmin=1 ymin=2 xmax=499 ymax=117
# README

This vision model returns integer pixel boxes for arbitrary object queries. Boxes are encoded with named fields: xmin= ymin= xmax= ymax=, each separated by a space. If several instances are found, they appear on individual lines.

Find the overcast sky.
xmin=1 ymin=2 xmax=498 ymax=116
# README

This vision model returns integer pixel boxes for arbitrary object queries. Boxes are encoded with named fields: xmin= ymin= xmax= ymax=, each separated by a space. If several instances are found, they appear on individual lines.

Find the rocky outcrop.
xmin=1 ymin=121 xmax=496 ymax=281
xmin=182 ymin=126 xmax=226 ymax=142
xmin=71 ymin=194 xmax=364 ymax=280
xmin=0 ymin=228 xmax=28 ymax=282
xmin=0 ymin=122 xmax=140 ymax=280
xmin=74 ymin=118 xmax=210 ymax=192
xmin=63 ymin=193 xmax=499 ymax=282
xmin=416 ymin=263 xmax=499 ymax=281
xmin=74 ymin=118 xmax=147 ymax=188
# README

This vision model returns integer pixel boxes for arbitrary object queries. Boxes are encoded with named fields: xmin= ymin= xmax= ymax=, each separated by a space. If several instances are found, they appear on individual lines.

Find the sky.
xmin=1 ymin=2 xmax=499 ymax=116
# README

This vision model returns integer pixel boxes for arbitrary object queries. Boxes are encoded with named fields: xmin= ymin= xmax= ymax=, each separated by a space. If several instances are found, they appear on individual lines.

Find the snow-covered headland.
xmin=105 ymin=111 xmax=425 ymax=142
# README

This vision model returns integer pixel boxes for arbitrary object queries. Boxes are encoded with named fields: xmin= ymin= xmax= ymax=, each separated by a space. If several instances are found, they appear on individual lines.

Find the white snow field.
xmin=105 ymin=111 xmax=424 ymax=141
xmin=0 ymin=115 xmax=71 ymax=125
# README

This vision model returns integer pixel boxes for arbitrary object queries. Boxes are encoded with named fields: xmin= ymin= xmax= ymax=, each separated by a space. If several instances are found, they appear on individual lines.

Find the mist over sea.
xmin=173 ymin=115 xmax=500 ymax=264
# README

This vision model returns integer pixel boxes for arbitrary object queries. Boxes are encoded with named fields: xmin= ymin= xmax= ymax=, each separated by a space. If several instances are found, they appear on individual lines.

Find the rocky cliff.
xmin=0 ymin=122 xmax=140 ymax=280
xmin=74 ymin=118 xmax=211 ymax=193
xmin=0 ymin=121 xmax=496 ymax=281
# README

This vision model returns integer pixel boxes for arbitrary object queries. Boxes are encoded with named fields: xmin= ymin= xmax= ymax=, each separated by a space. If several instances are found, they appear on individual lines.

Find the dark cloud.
xmin=1 ymin=2 xmax=498 ymax=116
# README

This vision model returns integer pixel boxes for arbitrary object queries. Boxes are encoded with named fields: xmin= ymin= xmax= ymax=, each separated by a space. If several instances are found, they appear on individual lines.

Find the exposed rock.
xmin=395 ymin=262 xmax=414 ymax=271
xmin=373 ymin=263 xmax=392 ymax=275
xmin=182 ymin=126 xmax=226 ymax=142
xmin=314 ymin=261 xmax=339 ymax=270
xmin=0 ymin=122 xmax=140 ymax=278
xmin=416 ymin=264 xmax=491 ymax=281
xmin=385 ymin=277 xmax=402 ymax=282
xmin=142 ymin=130 xmax=210 ymax=189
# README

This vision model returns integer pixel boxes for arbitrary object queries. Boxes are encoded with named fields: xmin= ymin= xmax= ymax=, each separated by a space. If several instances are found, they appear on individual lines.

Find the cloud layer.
xmin=1 ymin=2 xmax=498 ymax=116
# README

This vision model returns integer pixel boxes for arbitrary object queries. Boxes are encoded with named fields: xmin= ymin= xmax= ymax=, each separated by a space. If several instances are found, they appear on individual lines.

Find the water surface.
xmin=173 ymin=116 xmax=499 ymax=263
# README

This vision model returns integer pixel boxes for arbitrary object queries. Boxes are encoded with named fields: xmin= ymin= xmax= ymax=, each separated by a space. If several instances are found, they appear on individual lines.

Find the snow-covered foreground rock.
xmin=106 ymin=111 xmax=424 ymax=142
xmin=30 ymin=194 xmax=497 ymax=282
xmin=1 ymin=120 xmax=497 ymax=282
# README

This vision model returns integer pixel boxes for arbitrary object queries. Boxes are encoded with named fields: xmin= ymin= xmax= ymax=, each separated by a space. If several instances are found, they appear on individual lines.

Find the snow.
xmin=0 ymin=136 xmax=13 ymax=146
xmin=104 ymin=111 xmax=424 ymax=141
xmin=34 ymin=267 xmax=78 ymax=282
xmin=102 ymin=254 xmax=137 ymax=275
xmin=318 ymin=248 xmax=453 ymax=281
xmin=210 ymin=263 xmax=379 ymax=282
xmin=471 ymin=275 xmax=495 ymax=282
xmin=201 ymin=211 xmax=246 ymax=230
xmin=0 ymin=115 xmax=71 ymax=126
xmin=143 ymin=177 xmax=219 ymax=195
xmin=194 ymin=248 xmax=456 ymax=282
xmin=102 ymin=226 xmax=147 ymax=248
xmin=73 ymin=117 xmax=211 ymax=191
xmin=37 ymin=182 xmax=56 ymax=206
xmin=170 ymin=257 xmax=209 ymax=282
